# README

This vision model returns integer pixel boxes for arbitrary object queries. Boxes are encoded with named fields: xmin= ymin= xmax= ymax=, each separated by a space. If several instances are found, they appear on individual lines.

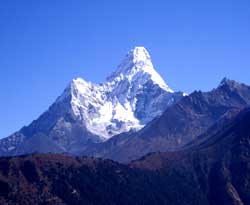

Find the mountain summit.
xmin=56 ymin=47 xmax=182 ymax=139
xmin=0 ymin=47 xmax=184 ymax=155
xmin=107 ymin=47 xmax=172 ymax=92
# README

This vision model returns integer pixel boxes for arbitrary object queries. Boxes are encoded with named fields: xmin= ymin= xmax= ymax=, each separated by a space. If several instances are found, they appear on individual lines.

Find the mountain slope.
xmin=0 ymin=47 xmax=184 ymax=156
xmin=132 ymin=107 xmax=250 ymax=205
xmin=1 ymin=108 xmax=250 ymax=204
xmin=82 ymin=79 xmax=250 ymax=162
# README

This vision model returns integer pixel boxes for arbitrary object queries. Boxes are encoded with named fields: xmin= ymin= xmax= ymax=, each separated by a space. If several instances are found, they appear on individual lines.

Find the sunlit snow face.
xmin=108 ymin=47 xmax=173 ymax=93
xmin=57 ymin=47 xmax=182 ymax=140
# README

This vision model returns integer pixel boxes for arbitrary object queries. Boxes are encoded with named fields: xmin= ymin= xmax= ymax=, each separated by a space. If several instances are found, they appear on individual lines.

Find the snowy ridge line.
xmin=56 ymin=47 xmax=183 ymax=140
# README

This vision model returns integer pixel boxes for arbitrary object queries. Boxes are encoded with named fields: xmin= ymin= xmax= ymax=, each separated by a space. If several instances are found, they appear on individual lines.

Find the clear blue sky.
xmin=1 ymin=0 xmax=250 ymax=138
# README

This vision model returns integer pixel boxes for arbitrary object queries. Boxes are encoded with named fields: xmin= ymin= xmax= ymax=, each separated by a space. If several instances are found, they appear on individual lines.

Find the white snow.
xmin=57 ymin=47 xmax=180 ymax=140
xmin=108 ymin=47 xmax=173 ymax=93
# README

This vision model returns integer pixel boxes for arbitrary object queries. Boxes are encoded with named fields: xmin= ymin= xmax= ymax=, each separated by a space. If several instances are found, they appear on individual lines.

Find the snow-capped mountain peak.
xmin=53 ymin=47 xmax=184 ymax=140
xmin=0 ymin=47 xmax=186 ymax=156
xmin=28 ymin=47 xmax=184 ymax=142
xmin=107 ymin=47 xmax=173 ymax=92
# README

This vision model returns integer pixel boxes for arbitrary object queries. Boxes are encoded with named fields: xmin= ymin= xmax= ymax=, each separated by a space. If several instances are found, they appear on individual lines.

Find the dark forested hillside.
xmin=1 ymin=108 xmax=250 ymax=205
